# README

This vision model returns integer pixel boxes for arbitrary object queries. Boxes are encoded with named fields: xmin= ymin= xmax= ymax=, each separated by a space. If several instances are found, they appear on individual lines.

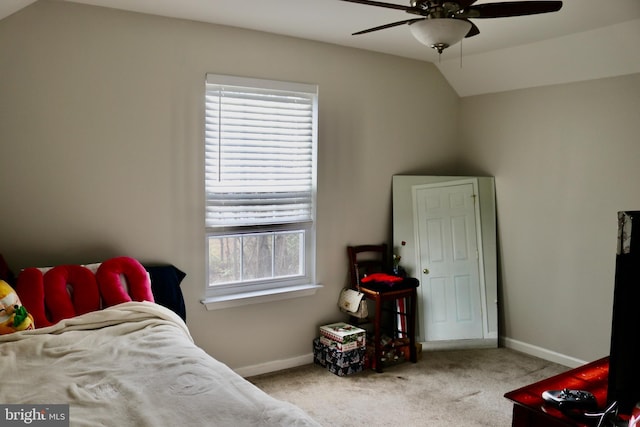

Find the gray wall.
xmin=0 ymin=1 xmax=460 ymax=372
xmin=460 ymin=73 xmax=640 ymax=365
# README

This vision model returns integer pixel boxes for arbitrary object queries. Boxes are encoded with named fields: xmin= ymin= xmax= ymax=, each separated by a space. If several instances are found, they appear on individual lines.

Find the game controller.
xmin=542 ymin=388 xmax=598 ymax=410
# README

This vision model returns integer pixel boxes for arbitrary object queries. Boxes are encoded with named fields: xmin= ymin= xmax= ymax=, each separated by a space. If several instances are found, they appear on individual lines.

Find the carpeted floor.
xmin=248 ymin=348 xmax=570 ymax=427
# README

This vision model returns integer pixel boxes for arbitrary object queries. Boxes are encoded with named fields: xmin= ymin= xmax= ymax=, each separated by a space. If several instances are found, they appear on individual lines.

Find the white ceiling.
xmin=3 ymin=0 xmax=640 ymax=96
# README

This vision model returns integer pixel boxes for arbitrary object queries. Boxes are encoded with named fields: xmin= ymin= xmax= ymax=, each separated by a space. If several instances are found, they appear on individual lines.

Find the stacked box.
xmin=313 ymin=337 xmax=327 ymax=367
xmin=319 ymin=322 xmax=366 ymax=348
xmin=325 ymin=342 xmax=366 ymax=376
xmin=314 ymin=323 xmax=366 ymax=376
xmin=319 ymin=335 xmax=361 ymax=352
xmin=313 ymin=337 xmax=365 ymax=376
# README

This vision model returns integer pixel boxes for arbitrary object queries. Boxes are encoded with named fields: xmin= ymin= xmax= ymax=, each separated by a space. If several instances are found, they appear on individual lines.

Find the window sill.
xmin=201 ymin=283 xmax=323 ymax=311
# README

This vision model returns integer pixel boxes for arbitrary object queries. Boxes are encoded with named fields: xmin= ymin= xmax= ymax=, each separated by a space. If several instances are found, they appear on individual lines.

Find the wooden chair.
xmin=347 ymin=244 xmax=419 ymax=372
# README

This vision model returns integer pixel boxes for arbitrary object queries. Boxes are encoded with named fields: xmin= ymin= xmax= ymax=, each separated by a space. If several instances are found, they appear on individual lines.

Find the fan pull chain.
xmin=460 ymin=40 xmax=463 ymax=69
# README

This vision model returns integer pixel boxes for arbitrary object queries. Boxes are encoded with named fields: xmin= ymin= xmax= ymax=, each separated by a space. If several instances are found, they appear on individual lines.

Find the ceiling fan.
xmin=340 ymin=0 xmax=563 ymax=54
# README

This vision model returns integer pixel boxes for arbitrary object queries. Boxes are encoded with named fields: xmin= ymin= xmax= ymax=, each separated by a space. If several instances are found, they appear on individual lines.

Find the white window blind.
xmin=205 ymin=74 xmax=317 ymax=228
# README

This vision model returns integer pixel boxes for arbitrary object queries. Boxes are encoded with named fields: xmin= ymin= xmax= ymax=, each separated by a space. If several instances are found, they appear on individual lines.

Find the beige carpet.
xmin=248 ymin=348 xmax=570 ymax=427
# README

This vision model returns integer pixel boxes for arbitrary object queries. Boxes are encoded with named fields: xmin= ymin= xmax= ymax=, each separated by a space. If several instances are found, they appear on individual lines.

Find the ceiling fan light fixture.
xmin=409 ymin=18 xmax=472 ymax=53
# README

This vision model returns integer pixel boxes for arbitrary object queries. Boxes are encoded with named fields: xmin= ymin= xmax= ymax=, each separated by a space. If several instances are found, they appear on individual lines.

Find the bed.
xmin=0 ymin=256 xmax=320 ymax=427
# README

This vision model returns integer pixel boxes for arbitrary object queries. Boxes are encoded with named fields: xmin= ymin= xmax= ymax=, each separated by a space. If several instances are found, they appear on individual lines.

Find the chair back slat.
xmin=347 ymin=244 xmax=388 ymax=289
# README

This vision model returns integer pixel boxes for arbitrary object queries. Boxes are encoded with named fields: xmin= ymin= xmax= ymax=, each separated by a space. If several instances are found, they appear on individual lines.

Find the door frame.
xmin=411 ymin=178 xmax=490 ymax=342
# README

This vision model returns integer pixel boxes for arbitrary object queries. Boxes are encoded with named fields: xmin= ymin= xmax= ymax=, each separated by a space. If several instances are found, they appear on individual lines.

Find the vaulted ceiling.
xmin=3 ymin=0 xmax=640 ymax=96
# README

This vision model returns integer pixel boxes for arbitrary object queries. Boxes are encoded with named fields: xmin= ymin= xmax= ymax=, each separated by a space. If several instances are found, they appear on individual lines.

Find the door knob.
xmin=423 ymin=268 xmax=429 ymax=274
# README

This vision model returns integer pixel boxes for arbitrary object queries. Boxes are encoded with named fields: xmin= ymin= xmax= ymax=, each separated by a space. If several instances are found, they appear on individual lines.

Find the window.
xmin=202 ymin=74 xmax=319 ymax=308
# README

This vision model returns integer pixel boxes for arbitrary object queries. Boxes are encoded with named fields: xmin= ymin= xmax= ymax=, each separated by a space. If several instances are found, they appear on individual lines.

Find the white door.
xmin=413 ymin=181 xmax=484 ymax=341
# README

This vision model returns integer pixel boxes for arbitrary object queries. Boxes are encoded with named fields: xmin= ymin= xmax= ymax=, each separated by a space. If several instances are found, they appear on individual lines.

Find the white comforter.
xmin=0 ymin=302 xmax=320 ymax=427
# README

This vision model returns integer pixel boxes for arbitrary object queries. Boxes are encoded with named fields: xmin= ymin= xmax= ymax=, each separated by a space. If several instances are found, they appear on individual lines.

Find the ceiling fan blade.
xmin=464 ymin=20 xmax=480 ymax=38
xmin=353 ymin=18 xmax=423 ymax=35
xmin=339 ymin=0 xmax=421 ymax=14
xmin=459 ymin=1 xmax=562 ymax=19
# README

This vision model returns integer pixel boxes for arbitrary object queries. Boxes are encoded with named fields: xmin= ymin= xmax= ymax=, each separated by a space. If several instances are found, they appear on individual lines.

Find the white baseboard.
xmin=501 ymin=337 xmax=587 ymax=368
xmin=234 ymin=337 xmax=588 ymax=377
xmin=235 ymin=353 xmax=314 ymax=378
xmin=421 ymin=338 xmax=497 ymax=351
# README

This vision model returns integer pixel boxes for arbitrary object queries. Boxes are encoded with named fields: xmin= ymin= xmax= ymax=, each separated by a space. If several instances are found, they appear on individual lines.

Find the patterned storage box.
xmin=319 ymin=335 xmax=362 ymax=352
xmin=313 ymin=337 xmax=365 ymax=376
xmin=319 ymin=322 xmax=366 ymax=347
xmin=313 ymin=337 xmax=328 ymax=367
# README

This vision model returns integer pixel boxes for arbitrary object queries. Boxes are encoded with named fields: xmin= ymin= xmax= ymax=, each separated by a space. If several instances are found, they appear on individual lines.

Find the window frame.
xmin=201 ymin=74 xmax=320 ymax=309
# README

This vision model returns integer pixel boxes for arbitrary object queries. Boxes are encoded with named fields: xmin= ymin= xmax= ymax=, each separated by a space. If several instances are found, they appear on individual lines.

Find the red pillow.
xmin=16 ymin=256 xmax=155 ymax=326
xmin=44 ymin=265 xmax=101 ymax=323
xmin=16 ymin=268 xmax=49 ymax=328
xmin=96 ymin=257 xmax=154 ymax=307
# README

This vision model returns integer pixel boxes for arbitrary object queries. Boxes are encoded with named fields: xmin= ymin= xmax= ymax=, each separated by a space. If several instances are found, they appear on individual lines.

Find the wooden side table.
xmin=504 ymin=357 xmax=609 ymax=427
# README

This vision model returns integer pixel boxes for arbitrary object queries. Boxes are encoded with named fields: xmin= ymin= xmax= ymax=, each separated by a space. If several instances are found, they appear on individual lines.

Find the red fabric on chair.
xmin=15 ymin=268 xmax=50 ymax=328
xmin=96 ymin=257 xmax=154 ymax=307
xmin=361 ymin=273 xmax=403 ymax=284
xmin=44 ymin=265 xmax=101 ymax=323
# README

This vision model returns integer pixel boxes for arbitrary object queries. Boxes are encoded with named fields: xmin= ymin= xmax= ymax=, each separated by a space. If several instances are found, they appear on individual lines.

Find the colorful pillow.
xmin=0 ymin=279 xmax=34 ymax=334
